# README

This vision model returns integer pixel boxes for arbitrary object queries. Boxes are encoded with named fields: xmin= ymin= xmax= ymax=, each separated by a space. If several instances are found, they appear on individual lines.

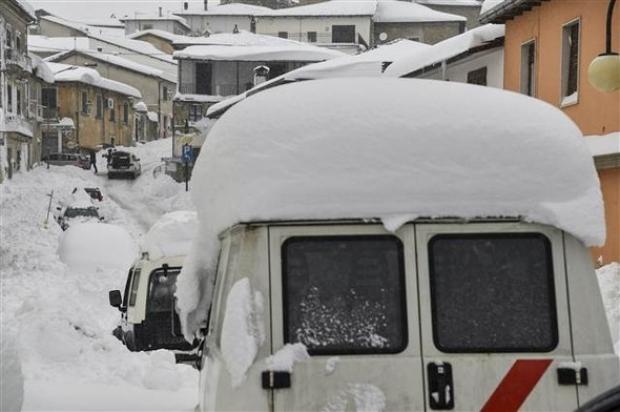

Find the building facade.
xmin=0 ymin=0 xmax=38 ymax=181
xmin=481 ymin=0 xmax=620 ymax=264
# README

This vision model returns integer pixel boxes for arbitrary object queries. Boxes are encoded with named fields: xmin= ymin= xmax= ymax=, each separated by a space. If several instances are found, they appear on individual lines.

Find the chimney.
xmin=158 ymin=7 xmax=163 ymax=17
xmin=204 ymin=0 xmax=208 ymax=11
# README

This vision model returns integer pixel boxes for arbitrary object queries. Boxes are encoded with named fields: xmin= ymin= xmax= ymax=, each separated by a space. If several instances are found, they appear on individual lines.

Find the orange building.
xmin=481 ymin=0 xmax=620 ymax=264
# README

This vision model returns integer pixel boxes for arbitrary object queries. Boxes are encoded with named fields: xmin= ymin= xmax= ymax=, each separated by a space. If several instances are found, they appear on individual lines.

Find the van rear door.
xmin=414 ymin=222 xmax=578 ymax=411
xmin=268 ymin=224 xmax=424 ymax=411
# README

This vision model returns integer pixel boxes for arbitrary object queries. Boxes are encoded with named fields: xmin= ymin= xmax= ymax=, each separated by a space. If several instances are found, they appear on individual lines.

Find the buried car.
xmin=160 ymin=79 xmax=618 ymax=411
xmin=57 ymin=200 xmax=103 ymax=231
xmin=108 ymin=151 xmax=141 ymax=179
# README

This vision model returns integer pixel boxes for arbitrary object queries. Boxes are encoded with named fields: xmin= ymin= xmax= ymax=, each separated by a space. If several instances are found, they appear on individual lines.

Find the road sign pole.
xmin=184 ymin=160 xmax=189 ymax=192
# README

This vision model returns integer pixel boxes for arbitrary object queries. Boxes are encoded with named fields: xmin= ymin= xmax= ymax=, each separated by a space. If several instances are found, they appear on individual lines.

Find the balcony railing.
xmin=0 ymin=113 xmax=34 ymax=138
xmin=3 ymin=50 xmax=32 ymax=72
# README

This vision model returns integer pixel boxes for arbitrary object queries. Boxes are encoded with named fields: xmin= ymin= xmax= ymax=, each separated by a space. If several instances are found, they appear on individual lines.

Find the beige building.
xmin=47 ymin=49 xmax=176 ymax=140
xmin=41 ymin=62 xmax=141 ymax=153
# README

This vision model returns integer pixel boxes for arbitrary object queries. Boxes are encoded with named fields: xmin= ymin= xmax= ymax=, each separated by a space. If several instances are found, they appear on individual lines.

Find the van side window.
xmin=128 ymin=268 xmax=142 ymax=307
xmin=122 ymin=267 xmax=134 ymax=307
xmin=428 ymin=233 xmax=558 ymax=353
xmin=282 ymin=236 xmax=407 ymax=355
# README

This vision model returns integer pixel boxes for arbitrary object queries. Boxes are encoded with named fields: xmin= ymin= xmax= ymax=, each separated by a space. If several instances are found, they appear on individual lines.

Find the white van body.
xmin=173 ymin=78 xmax=617 ymax=411
xmin=196 ymin=220 xmax=618 ymax=411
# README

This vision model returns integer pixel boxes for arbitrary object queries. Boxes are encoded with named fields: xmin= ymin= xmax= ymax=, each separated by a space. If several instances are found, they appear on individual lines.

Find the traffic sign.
xmin=182 ymin=144 xmax=193 ymax=163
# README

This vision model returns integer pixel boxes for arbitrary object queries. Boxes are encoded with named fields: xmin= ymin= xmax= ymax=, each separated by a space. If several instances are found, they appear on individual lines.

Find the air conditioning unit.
xmin=106 ymin=98 xmax=114 ymax=109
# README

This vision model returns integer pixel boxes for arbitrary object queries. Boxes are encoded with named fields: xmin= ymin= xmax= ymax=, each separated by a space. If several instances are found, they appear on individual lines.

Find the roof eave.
xmin=479 ymin=0 xmax=547 ymax=24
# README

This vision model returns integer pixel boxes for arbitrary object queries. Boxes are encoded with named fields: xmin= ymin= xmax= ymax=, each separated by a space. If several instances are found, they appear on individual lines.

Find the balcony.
xmin=0 ymin=113 xmax=34 ymax=138
xmin=3 ymin=50 xmax=32 ymax=73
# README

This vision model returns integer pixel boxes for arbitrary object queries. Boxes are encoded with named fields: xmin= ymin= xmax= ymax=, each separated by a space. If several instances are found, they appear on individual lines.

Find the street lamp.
xmin=588 ymin=0 xmax=620 ymax=92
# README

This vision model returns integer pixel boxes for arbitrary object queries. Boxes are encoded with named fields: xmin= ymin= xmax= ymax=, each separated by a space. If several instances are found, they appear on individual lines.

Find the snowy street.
xmin=1 ymin=139 xmax=199 ymax=411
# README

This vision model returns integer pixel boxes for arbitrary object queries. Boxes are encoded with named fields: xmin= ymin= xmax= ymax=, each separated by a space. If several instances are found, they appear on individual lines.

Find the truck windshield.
xmin=147 ymin=268 xmax=181 ymax=313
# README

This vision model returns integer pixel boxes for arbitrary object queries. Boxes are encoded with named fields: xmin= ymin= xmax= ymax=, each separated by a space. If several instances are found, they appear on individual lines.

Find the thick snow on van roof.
xmin=143 ymin=211 xmax=198 ymax=260
xmin=176 ymin=78 xmax=605 ymax=338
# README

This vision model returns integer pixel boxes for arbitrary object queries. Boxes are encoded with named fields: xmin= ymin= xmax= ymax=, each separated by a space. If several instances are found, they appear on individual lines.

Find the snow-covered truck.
xmin=109 ymin=211 xmax=198 ymax=354
xmin=152 ymin=78 xmax=619 ymax=411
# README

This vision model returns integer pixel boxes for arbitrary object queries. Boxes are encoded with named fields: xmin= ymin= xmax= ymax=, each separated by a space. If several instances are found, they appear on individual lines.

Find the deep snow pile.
xmin=176 ymin=77 xmax=604 ymax=338
xmin=1 ymin=139 xmax=198 ymax=411
xmin=597 ymin=262 xmax=620 ymax=354
xmin=143 ymin=211 xmax=198 ymax=259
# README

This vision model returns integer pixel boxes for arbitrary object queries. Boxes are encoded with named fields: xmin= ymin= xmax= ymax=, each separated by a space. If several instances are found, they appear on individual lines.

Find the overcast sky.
xmin=28 ymin=0 xmax=219 ymax=21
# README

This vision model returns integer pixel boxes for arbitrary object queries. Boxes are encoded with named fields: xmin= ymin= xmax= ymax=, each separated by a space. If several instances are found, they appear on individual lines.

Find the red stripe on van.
xmin=480 ymin=359 xmax=552 ymax=412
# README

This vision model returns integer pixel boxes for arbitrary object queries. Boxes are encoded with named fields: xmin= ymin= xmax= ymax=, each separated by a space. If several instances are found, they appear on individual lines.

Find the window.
xmin=467 ymin=67 xmax=487 ymax=86
xmin=7 ymin=84 xmax=12 ymax=112
xmin=96 ymin=95 xmax=103 ymax=118
xmin=162 ymin=86 xmax=169 ymax=101
xmin=307 ymin=31 xmax=317 ymax=43
xmin=81 ymin=91 xmax=89 ymax=115
xmin=428 ymin=233 xmax=558 ymax=352
xmin=128 ymin=268 xmax=142 ymax=306
xmin=123 ymin=103 xmax=129 ymax=124
xmin=141 ymin=23 xmax=153 ymax=31
xmin=147 ymin=268 xmax=181 ymax=313
xmin=122 ymin=267 xmax=134 ymax=308
xmin=282 ymin=236 xmax=407 ymax=355
xmin=189 ymin=104 xmax=202 ymax=122
xmin=109 ymin=104 xmax=115 ymax=122
xmin=196 ymin=62 xmax=212 ymax=95
xmin=561 ymin=20 xmax=580 ymax=104
xmin=278 ymin=31 xmax=288 ymax=39
xmin=332 ymin=25 xmax=356 ymax=43
xmin=520 ymin=40 xmax=536 ymax=96
xmin=16 ymin=89 xmax=21 ymax=115
xmin=15 ymin=33 xmax=21 ymax=53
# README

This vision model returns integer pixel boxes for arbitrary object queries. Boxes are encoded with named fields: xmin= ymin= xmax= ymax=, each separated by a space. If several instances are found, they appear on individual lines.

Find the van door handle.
xmin=428 ymin=362 xmax=454 ymax=410
xmin=261 ymin=370 xmax=291 ymax=389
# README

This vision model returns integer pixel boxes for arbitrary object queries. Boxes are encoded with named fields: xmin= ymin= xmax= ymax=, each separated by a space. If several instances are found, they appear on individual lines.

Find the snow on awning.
xmin=585 ymin=132 xmax=620 ymax=157
xmin=176 ymin=78 xmax=605 ymax=338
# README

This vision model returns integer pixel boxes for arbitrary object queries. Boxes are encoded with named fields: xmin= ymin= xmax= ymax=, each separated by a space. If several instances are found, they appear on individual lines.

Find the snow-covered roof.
xmin=176 ymin=77 xmax=605 ymax=338
xmin=28 ymin=35 xmax=91 ymax=55
xmin=384 ymin=23 xmax=504 ymax=77
xmin=174 ymin=3 xmax=272 ymax=16
xmin=174 ymin=93 xmax=225 ymax=103
xmin=46 ymin=48 xmax=177 ymax=84
xmin=374 ymin=0 xmax=466 ymax=23
xmin=47 ymin=62 xmax=142 ymax=98
xmin=480 ymin=0 xmax=505 ymax=14
xmin=128 ymin=29 xmax=185 ymax=43
xmin=14 ymin=0 xmax=37 ymax=22
xmin=39 ymin=15 xmax=177 ymax=64
xmin=173 ymin=31 xmax=345 ymax=61
xmin=266 ymin=0 xmax=378 ymax=17
xmin=146 ymin=111 xmax=159 ymax=122
xmin=119 ymin=14 xmax=191 ymax=30
xmin=30 ymin=53 xmax=55 ymax=83
xmin=133 ymin=101 xmax=148 ymax=112
xmin=417 ymin=0 xmax=482 ymax=6
xmin=77 ymin=17 xmax=124 ymax=28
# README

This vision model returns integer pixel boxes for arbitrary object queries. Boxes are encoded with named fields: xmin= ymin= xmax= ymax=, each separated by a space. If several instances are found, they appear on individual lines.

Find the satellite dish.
xmin=379 ymin=32 xmax=388 ymax=42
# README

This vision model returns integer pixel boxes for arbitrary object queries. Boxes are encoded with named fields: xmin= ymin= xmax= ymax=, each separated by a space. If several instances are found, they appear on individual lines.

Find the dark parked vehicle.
xmin=57 ymin=202 xmax=103 ymax=230
xmin=44 ymin=153 xmax=90 ymax=169
xmin=108 ymin=151 xmax=141 ymax=179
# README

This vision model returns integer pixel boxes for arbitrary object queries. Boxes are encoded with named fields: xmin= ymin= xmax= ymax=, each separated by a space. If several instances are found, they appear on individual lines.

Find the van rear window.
xmin=282 ymin=236 xmax=407 ymax=355
xmin=148 ymin=268 xmax=181 ymax=313
xmin=428 ymin=233 xmax=558 ymax=353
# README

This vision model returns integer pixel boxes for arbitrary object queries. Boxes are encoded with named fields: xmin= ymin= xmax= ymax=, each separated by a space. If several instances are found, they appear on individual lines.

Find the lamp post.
xmin=588 ymin=0 xmax=620 ymax=92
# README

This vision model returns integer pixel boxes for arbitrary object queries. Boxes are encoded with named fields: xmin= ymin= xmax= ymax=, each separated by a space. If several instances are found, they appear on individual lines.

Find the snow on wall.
xmin=220 ymin=277 xmax=265 ymax=387
xmin=176 ymin=77 xmax=605 ymax=339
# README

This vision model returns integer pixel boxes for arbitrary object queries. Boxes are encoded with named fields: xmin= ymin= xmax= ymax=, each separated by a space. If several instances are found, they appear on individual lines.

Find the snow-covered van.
xmin=109 ymin=211 xmax=198 ymax=353
xmin=172 ymin=79 xmax=618 ymax=411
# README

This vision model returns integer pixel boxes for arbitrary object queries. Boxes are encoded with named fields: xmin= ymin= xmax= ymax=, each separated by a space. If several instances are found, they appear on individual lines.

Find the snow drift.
xmin=176 ymin=77 xmax=605 ymax=338
xmin=58 ymin=223 xmax=138 ymax=271
xmin=143 ymin=211 xmax=198 ymax=260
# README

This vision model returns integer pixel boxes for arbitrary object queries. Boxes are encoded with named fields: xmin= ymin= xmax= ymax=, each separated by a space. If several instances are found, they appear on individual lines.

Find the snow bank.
xmin=1 ymin=334 xmax=24 ymax=412
xmin=597 ymin=262 xmax=620 ymax=355
xmin=220 ymin=278 xmax=265 ymax=387
xmin=143 ymin=211 xmax=198 ymax=260
xmin=58 ymin=223 xmax=138 ymax=271
xmin=177 ymin=78 xmax=604 ymax=338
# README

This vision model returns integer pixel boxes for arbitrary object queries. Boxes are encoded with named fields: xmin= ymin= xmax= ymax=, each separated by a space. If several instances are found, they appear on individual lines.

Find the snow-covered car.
xmin=43 ymin=152 xmax=90 ymax=169
xmin=72 ymin=187 xmax=103 ymax=202
xmin=166 ymin=79 xmax=617 ymax=411
xmin=107 ymin=151 xmax=141 ymax=179
xmin=57 ymin=200 xmax=103 ymax=231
